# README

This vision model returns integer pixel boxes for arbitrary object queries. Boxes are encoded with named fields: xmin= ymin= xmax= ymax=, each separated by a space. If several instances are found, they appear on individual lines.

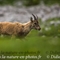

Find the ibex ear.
xmin=30 ymin=17 xmax=33 ymax=22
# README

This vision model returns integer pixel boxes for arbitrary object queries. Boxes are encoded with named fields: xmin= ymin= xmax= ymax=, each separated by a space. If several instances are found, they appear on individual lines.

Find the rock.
xmin=0 ymin=4 xmax=60 ymax=23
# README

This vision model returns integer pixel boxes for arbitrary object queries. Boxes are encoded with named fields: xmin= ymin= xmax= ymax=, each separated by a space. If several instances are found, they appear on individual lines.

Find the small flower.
xmin=45 ymin=27 xmax=51 ymax=31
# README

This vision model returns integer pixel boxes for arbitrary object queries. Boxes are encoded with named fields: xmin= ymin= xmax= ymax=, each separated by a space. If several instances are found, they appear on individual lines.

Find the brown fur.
xmin=0 ymin=14 xmax=41 ymax=37
xmin=0 ymin=22 xmax=33 ymax=37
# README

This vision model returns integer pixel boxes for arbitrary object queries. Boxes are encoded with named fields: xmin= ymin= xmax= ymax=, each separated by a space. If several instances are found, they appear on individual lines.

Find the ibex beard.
xmin=0 ymin=14 xmax=41 ymax=37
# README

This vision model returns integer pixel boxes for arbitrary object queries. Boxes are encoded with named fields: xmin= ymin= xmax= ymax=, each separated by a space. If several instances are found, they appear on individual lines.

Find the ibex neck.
xmin=23 ymin=21 xmax=32 ymax=30
xmin=23 ymin=21 xmax=32 ymax=35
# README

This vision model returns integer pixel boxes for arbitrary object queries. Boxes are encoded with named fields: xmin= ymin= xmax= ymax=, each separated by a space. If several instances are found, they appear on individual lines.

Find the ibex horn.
xmin=32 ymin=14 xmax=37 ymax=20
xmin=36 ymin=15 xmax=38 ymax=19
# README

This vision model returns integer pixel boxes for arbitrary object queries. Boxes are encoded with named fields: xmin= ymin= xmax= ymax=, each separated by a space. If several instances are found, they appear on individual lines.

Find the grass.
xmin=0 ymin=18 xmax=60 ymax=60
xmin=0 ymin=30 xmax=60 ymax=60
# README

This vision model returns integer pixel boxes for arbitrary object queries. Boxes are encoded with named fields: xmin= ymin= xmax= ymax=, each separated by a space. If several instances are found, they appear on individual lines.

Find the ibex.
xmin=0 ymin=14 xmax=41 ymax=37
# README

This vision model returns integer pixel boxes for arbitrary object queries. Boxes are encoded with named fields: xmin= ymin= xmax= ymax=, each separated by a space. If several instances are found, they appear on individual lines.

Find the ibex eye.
xmin=34 ymin=23 xmax=37 ymax=25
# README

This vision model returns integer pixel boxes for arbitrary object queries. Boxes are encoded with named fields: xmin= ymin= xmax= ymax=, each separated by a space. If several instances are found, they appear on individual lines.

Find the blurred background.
xmin=0 ymin=0 xmax=60 ymax=60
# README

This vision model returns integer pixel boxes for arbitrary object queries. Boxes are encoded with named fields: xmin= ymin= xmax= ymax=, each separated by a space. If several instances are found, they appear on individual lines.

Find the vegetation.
xmin=0 ymin=0 xmax=60 ymax=6
xmin=0 ymin=0 xmax=16 ymax=5
xmin=39 ymin=18 xmax=60 ymax=37
xmin=43 ymin=0 xmax=60 ymax=5
xmin=0 ymin=18 xmax=60 ymax=60
xmin=22 ymin=0 xmax=40 ymax=6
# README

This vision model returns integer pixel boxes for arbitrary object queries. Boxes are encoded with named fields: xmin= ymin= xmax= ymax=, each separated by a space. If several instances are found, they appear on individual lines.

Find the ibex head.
xmin=30 ymin=14 xmax=41 ymax=30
